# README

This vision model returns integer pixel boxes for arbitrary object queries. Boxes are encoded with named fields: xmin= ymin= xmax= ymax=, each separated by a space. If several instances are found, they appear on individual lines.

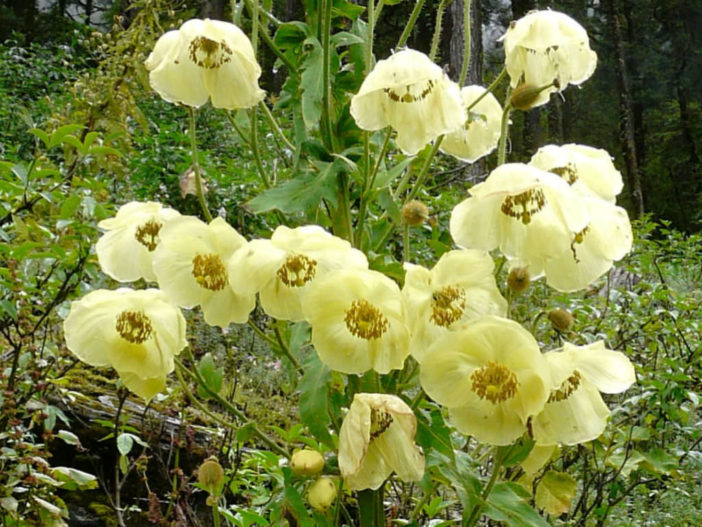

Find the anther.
xmin=192 ymin=253 xmax=228 ymax=291
xmin=430 ymin=285 xmax=466 ymax=327
xmin=189 ymin=36 xmax=233 ymax=69
xmin=470 ymin=361 xmax=519 ymax=404
xmin=344 ymin=299 xmax=389 ymax=340
xmin=277 ymin=254 xmax=317 ymax=287
xmin=369 ymin=408 xmax=393 ymax=440
xmin=134 ymin=219 xmax=162 ymax=251
xmin=115 ymin=310 xmax=153 ymax=344
xmin=547 ymin=370 xmax=582 ymax=403
xmin=500 ymin=188 xmax=546 ymax=225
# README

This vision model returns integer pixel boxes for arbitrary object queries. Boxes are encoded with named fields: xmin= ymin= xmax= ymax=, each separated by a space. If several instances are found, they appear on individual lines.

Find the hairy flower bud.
xmin=198 ymin=457 xmax=224 ymax=496
xmin=507 ymin=267 xmax=530 ymax=293
xmin=402 ymin=200 xmax=430 ymax=226
xmin=291 ymin=449 xmax=325 ymax=477
xmin=307 ymin=477 xmax=337 ymax=511
xmin=548 ymin=308 xmax=574 ymax=332
xmin=510 ymin=82 xmax=554 ymax=111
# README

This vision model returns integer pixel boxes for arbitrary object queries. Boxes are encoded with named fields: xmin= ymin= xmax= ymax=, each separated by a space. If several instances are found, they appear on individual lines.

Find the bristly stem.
xmin=497 ymin=100 xmax=512 ymax=165
xmin=458 ymin=0 xmax=471 ymax=86
xmin=321 ymin=0 xmax=336 ymax=152
xmin=396 ymin=0 xmax=425 ymax=49
xmin=187 ymin=107 xmax=213 ymax=223
xmin=429 ymin=0 xmax=449 ymax=61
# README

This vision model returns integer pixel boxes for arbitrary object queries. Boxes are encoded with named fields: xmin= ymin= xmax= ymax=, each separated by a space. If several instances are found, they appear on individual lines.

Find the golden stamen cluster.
xmin=429 ymin=285 xmax=467 ymax=327
xmin=276 ymin=254 xmax=317 ymax=287
xmin=344 ymin=299 xmax=389 ymax=340
xmin=188 ymin=36 xmax=232 ymax=69
xmin=369 ymin=408 xmax=394 ymax=440
xmin=115 ymin=309 xmax=154 ymax=344
xmin=501 ymin=188 xmax=546 ymax=225
xmin=192 ymin=253 xmax=228 ymax=291
xmin=133 ymin=219 xmax=163 ymax=252
xmin=547 ymin=370 xmax=582 ymax=403
xmin=471 ymin=361 xmax=519 ymax=404
xmin=383 ymin=79 xmax=435 ymax=103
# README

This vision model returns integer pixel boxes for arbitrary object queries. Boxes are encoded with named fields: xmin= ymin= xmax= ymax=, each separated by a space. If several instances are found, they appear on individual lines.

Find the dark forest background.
xmin=1 ymin=0 xmax=701 ymax=232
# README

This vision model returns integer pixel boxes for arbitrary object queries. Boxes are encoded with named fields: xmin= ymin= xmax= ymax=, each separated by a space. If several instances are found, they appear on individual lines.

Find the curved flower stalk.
xmin=95 ymin=201 xmax=181 ymax=283
xmin=152 ymin=216 xmax=255 ymax=328
xmin=350 ymin=48 xmax=465 ymax=155
xmin=228 ymin=225 xmax=368 ymax=322
xmin=532 ymin=341 xmax=636 ymax=446
xmin=402 ymin=249 xmax=507 ymax=363
xmin=529 ymin=144 xmax=624 ymax=202
xmin=302 ymin=268 xmax=409 ymax=374
xmin=440 ymin=85 xmax=504 ymax=163
xmin=420 ymin=316 xmax=550 ymax=445
xmin=63 ymin=288 xmax=187 ymax=400
xmin=338 ymin=393 xmax=425 ymax=491
xmin=145 ymin=18 xmax=265 ymax=110
xmin=450 ymin=163 xmax=589 ymax=278
xmin=502 ymin=10 xmax=597 ymax=108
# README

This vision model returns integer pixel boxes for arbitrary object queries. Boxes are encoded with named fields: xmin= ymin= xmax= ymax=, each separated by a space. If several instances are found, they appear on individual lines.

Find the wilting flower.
xmin=402 ymin=249 xmax=507 ymax=362
xmin=350 ymin=48 xmax=465 ymax=155
xmin=440 ymin=85 xmax=503 ymax=163
xmin=532 ymin=341 xmax=636 ymax=446
xmin=228 ymin=225 xmax=367 ymax=322
xmin=420 ymin=316 xmax=550 ymax=445
xmin=63 ymin=288 xmax=187 ymax=400
xmin=302 ymin=269 xmax=409 ymax=374
xmin=450 ymin=163 xmax=589 ymax=278
xmin=502 ymin=10 xmax=597 ymax=108
xmin=152 ymin=216 xmax=255 ymax=327
xmin=542 ymin=195 xmax=632 ymax=292
xmin=96 ymin=201 xmax=181 ymax=283
xmin=529 ymin=144 xmax=623 ymax=202
xmin=145 ymin=18 xmax=265 ymax=110
xmin=338 ymin=393 xmax=425 ymax=491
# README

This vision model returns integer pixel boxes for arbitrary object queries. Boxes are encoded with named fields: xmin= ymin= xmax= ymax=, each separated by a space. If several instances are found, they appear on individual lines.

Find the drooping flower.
xmin=145 ymin=18 xmax=265 ymax=110
xmin=529 ymin=144 xmax=623 ymax=202
xmin=450 ymin=163 xmax=589 ymax=278
xmin=152 ymin=216 xmax=255 ymax=327
xmin=350 ymin=48 xmax=465 ymax=155
xmin=302 ymin=268 xmax=409 ymax=374
xmin=63 ymin=288 xmax=187 ymax=400
xmin=228 ymin=225 xmax=368 ymax=322
xmin=402 ymin=249 xmax=507 ymax=363
xmin=440 ymin=85 xmax=504 ymax=163
xmin=532 ymin=341 xmax=636 ymax=446
xmin=95 ymin=201 xmax=181 ymax=283
xmin=420 ymin=316 xmax=550 ymax=445
xmin=502 ymin=10 xmax=597 ymax=108
xmin=338 ymin=393 xmax=425 ymax=491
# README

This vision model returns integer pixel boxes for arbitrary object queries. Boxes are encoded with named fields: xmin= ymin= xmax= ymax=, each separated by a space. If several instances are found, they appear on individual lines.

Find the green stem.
xmin=187 ymin=107 xmax=213 ymax=223
xmin=358 ymin=489 xmax=375 ymax=527
xmin=248 ymin=319 xmax=302 ymax=374
xmin=406 ymin=137 xmax=444 ymax=202
xmin=243 ymin=0 xmax=296 ymax=73
xmin=464 ymin=445 xmax=513 ymax=526
xmin=226 ymin=111 xmax=252 ymax=147
xmin=403 ymin=223 xmax=410 ymax=263
xmin=497 ymin=101 xmax=512 ymax=166
xmin=366 ymin=0 xmax=375 ymax=75
xmin=260 ymin=101 xmax=295 ymax=152
xmin=321 ymin=0 xmax=336 ymax=152
xmin=429 ymin=0 xmax=448 ymax=61
xmin=250 ymin=106 xmax=271 ymax=188
xmin=458 ymin=0 xmax=471 ymax=86
xmin=396 ymin=0 xmax=426 ymax=49
xmin=467 ymin=68 xmax=507 ymax=112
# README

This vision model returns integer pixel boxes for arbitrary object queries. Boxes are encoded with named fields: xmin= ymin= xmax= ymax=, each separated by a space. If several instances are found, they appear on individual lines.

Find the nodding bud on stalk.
xmin=291 ymin=449 xmax=325 ymax=477
xmin=402 ymin=200 xmax=430 ymax=226
xmin=307 ymin=477 xmax=337 ymax=511
xmin=548 ymin=308 xmax=574 ymax=332
xmin=510 ymin=80 xmax=558 ymax=111
xmin=198 ymin=457 xmax=224 ymax=497
xmin=507 ymin=267 xmax=530 ymax=293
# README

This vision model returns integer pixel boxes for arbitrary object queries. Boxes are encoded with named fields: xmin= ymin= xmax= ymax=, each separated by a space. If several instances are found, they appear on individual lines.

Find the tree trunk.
xmin=605 ymin=0 xmax=645 ymax=216
xmin=444 ymin=0 xmax=483 ymax=85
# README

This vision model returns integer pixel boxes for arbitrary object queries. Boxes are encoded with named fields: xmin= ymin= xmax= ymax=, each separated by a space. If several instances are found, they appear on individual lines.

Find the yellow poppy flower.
xmin=302 ymin=269 xmax=409 ymax=374
xmin=532 ymin=341 xmax=636 ymax=446
xmin=420 ymin=316 xmax=550 ymax=445
xmin=350 ymin=48 xmax=465 ymax=155
xmin=152 ymin=216 xmax=255 ymax=328
xmin=63 ymin=288 xmax=187 ymax=400
xmin=502 ymin=10 xmax=597 ymax=108
xmin=402 ymin=249 xmax=507 ymax=363
xmin=96 ymin=201 xmax=181 ymax=283
xmin=530 ymin=144 xmax=624 ymax=202
xmin=145 ymin=18 xmax=265 ymax=110
xmin=228 ymin=225 xmax=368 ymax=322
xmin=338 ymin=393 xmax=425 ymax=491
xmin=440 ymin=85 xmax=503 ymax=163
xmin=450 ymin=163 xmax=589 ymax=278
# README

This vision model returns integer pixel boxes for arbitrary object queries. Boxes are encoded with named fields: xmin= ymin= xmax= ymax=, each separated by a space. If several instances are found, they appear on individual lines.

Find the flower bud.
xmin=510 ymin=82 xmax=554 ymax=111
xmin=402 ymin=200 xmax=430 ymax=226
xmin=307 ymin=477 xmax=337 ymax=511
xmin=198 ymin=457 xmax=224 ymax=496
xmin=291 ymin=449 xmax=325 ymax=477
xmin=507 ymin=267 xmax=530 ymax=293
xmin=548 ymin=308 xmax=573 ymax=332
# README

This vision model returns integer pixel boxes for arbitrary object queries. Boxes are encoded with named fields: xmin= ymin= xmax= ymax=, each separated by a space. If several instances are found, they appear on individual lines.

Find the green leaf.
xmin=11 ymin=164 xmax=28 ymax=186
xmin=332 ymin=0 xmax=365 ymax=20
xmin=49 ymin=124 xmax=84 ymax=148
xmin=298 ymin=354 xmax=333 ymax=446
xmin=117 ymin=433 xmax=133 ymax=456
xmin=197 ymin=353 xmax=223 ymax=399
xmin=56 ymin=430 xmax=81 ymax=446
xmin=52 ymin=467 xmax=98 ymax=490
xmin=29 ymin=127 xmax=50 ymax=147
xmin=503 ymin=437 xmax=535 ymax=467
xmin=534 ymin=470 xmax=577 ymax=516
xmin=638 ymin=447 xmax=679 ymax=475
xmin=89 ymin=145 xmax=123 ymax=157
xmin=415 ymin=406 xmax=455 ymax=462
xmin=274 ymin=21 xmax=311 ymax=49
xmin=283 ymin=469 xmax=314 ymax=527
xmin=0 ymin=300 xmax=17 ymax=321
xmin=300 ymin=37 xmax=324 ymax=128
xmin=61 ymin=134 xmax=87 ymax=155
xmin=374 ymin=158 xmax=413 ymax=189
xmin=59 ymin=194 xmax=81 ymax=220
xmin=485 ymin=482 xmax=549 ymax=527
xmin=0 ymin=496 xmax=18 ymax=512
xmin=331 ymin=31 xmax=364 ymax=48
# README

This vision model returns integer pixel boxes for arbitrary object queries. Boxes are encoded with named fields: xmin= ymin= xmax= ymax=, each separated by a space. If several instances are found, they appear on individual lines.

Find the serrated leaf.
xmin=274 ymin=21 xmax=311 ymax=49
xmin=298 ymin=354 xmax=333 ymax=446
xmin=485 ymin=482 xmax=549 ymax=527
xmin=534 ymin=470 xmax=577 ymax=516
xmin=415 ymin=406 xmax=454 ymax=462
xmin=197 ymin=353 xmax=223 ymax=399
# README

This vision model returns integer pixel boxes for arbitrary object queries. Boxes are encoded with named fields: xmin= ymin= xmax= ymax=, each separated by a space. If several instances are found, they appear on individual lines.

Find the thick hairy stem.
xmin=187 ymin=107 xmax=213 ymax=222
xmin=396 ymin=0 xmax=425 ymax=49
xmin=429 ymin=0 xmax=449 ymax=61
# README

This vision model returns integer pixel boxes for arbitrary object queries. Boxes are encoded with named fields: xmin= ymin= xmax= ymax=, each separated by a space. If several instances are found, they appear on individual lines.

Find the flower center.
xmin=276 ymin=254 xmax=317 ymax=287
xmin=192 ymin=253 xmax=228 ymax=291
xmin=549 ymin=164 xmax=578 ymax=185
xmin=189 ymin=36 xmax=233 ymax=69
xmin=547 ymin=370 xmax=582 ymax=403
xmin=471 ymin=361 xmax=519 ymax=404
xmin=369 ymin=407 xmax=393 ymax=440
xmin=134 ymin=219 xmax=162 ymax=252
xmin=430 ymin=285 xmax=466 ymax=327
xmin=500 ymin=188 xmax=546 ymax=225
xmin=115 ymin=310 xmax=153 ymax=344
xmin=384 ymin=79 xmax=436 ymax=103
xmin=344 ymin=299 xmax=389 ymax=340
